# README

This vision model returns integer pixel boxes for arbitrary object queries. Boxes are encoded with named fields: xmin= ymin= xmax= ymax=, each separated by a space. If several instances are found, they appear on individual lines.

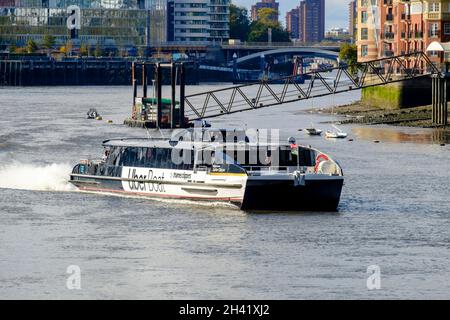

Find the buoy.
xmin=107 ymin=120 xmax=113 ymax=124
xmin=348 ymin=139 xmax=354 ymax=142
xmin=440 ymin=143 xmax=445 ymax=147
xmin=96 ymin=116 xmax=103 ymax=120
xmin=374 ymin=140 xmax=380 ymax=143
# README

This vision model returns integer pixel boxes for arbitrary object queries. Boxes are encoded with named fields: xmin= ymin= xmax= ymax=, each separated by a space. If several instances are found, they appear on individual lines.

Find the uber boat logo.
xmin=66 ymin=265 xmax=81 ymax=290
xmin=127 ymin=168 xmax=166 ymax=193
xmin=366 ymin=265 xmax=381 ymax=290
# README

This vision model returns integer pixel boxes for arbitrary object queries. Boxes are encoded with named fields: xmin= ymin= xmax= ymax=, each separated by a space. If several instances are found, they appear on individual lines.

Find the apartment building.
xmin=357 ymin=0 xmax=450 ymax=66
xmin=168 ymin=0 xmax=230 ymax=43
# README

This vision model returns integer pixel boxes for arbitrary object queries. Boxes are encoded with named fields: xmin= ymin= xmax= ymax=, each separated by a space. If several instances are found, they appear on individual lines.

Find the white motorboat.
xmin=325 ymin=125 xmax=348 ymax=139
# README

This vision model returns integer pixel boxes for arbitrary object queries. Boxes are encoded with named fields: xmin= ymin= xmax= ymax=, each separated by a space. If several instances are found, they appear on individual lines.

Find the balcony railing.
xmin=425 ymin=12 xmax=441 ymax=20
xmin=386 ymin=14 xmax=394 ymax=21
xmin=384 ymin=50 xmax=394 ymax=57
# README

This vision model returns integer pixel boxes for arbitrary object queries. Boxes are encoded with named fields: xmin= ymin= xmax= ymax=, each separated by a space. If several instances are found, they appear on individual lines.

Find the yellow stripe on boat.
xmin=208 ymin=172 xmax=247 ymax=177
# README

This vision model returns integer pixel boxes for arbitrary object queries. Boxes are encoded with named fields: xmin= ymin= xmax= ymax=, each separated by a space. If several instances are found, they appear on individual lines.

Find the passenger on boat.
xmin=264 ymin=150 xmax=272 ymax=166
xmin=102 ymin=148 xmax=110 ymax=162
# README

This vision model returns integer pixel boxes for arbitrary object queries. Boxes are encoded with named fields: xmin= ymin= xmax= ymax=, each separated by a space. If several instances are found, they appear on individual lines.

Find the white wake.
xmin=0 ymin=162 xmax=76 ymax=191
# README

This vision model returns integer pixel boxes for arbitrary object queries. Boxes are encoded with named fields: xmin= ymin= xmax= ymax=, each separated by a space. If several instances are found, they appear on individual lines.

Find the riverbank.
xmin=311 ymin=102 xmax=450 ymax=129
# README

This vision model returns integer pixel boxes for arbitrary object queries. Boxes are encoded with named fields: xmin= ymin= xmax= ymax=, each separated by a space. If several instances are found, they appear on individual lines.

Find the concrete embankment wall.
xmin=360 ymin=77 xmax=438 ymax=109
xmin=0 ymin=60 xmax=201 ymax=86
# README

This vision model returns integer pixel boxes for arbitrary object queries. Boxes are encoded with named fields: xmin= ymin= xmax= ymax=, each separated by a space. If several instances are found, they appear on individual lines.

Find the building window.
xmin=430 ymin=23 xmax=439 ymax=37
xmin=444 ymin=23 xmax=450 ymax=35
xmin=361 ymin=45 xmax=368 ymax=57
xmin=361 ymin=28 xmax=368 ymax=40
xmin=361 ymin=11 xmax=368 ymax=23
xmin=429 ymin=2 xmax=440 ymax=12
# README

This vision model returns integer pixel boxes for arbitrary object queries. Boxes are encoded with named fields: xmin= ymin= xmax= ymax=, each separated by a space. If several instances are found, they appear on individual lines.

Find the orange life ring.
xmin=314 ymin=154 xmax=329 ymax=173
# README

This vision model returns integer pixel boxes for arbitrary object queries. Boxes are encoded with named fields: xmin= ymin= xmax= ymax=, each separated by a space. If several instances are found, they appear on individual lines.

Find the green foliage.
xmin=248 ymin=8 xmax=290 ymax=43
xmin=339 ymin=43 xmax=358 ymax=74
xmin=94 ymin=44 xmax=102 ymax=57
xmin=248 ymin=23 xmax=290 ymax=43
xmin=229 ymin=4 xmax=289 ymax=43
xmin=255 ymin=8 xmax=278 ymax=27
xmin=230 ymin=3 xmax=251 ymax=41
xmin=9 ymin=43 xmax=17 ymax=53
xmin=26 ymin=39 xmax=38 ymax=54
xmin=41 ymin=34 xmax=55 ymax=50
xmin=80 ymin=43 xmax=89 ymax=57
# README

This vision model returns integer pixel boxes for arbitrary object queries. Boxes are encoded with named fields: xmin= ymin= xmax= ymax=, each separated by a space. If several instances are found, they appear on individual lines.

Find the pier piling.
xmin=432 ymin=75 xmax=448 ymax=126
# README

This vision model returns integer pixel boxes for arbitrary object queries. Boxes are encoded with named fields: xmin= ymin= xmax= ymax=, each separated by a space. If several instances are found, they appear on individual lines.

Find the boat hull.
xmin=69 ymin=172 xmax=246 ymax=207
xmin=241 ymin=176 xmax=344 ymax=211
xmin=70 ymin=173 xmax=343 ymax=212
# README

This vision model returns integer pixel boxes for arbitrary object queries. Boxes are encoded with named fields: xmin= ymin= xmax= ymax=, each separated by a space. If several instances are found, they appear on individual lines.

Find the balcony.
xmin=386 ymin=14 xmax=394 ymax=22
xmin=425 ymin=12 xmax=441 ymax=20
xmin=401 ymin=32 xmax=406 ymax=39
xmin=401 ymin=13 xmax=411 ymax=20
xmin=384 ymin=50 xmax=394 ymax=57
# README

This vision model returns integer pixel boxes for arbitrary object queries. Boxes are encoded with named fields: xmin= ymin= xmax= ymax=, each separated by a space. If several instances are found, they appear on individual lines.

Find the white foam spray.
xmin=0 ymin=163 xmax=76 ymax=191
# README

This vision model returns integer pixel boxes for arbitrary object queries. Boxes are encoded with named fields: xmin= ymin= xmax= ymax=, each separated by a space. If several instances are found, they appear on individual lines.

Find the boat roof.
xmin=103 ymin=137 xmax=313 ymax=150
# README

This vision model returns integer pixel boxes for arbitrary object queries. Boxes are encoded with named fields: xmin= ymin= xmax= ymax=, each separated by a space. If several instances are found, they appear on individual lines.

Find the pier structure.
xmin=125 ymin=62 xmax=187 ymax=129
xmin=183 ymin=51 xmax=447 ymax=126
xmin=432 ymin=75 xmax=448 ymax=126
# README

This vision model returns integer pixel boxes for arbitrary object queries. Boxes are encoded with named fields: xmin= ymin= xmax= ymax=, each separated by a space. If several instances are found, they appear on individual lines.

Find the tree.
xmin=65 ymin=41 xmax=73 ymax=56
xmin=230 ymin=3 xmax=251 ymax=41
xmin=255 ymin=8 xmax=278 ymax=27
xmin=79 ymin=43 xmax=89 ymax=57
xmin=94 ymin=44 xmax=103 ymax=57
xmin=248 ymin=8 xmax=290 ymax=43
xmin=41 ymin=34 xmax=55 ymax=50
xmin=26 ymin=39 xmax=38 ymax=54
xmin=9 ymin=43 xmax=17 ymax=53
xmin=339 ymin=43 xmax=358 ymax=74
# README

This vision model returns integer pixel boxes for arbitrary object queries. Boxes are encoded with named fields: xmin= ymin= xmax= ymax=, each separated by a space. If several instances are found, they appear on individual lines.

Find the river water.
xmin=0 ymin=85 xmax=449 ymax=299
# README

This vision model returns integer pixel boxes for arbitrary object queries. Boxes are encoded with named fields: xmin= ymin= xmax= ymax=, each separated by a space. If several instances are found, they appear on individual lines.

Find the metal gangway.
xmin=184 ymin=52 xmax=446 ymax=125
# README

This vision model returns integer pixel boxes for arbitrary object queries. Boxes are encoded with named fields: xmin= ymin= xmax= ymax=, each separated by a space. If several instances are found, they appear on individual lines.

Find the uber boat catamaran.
xmin=70 ymin=128 xmax=344 ymax=211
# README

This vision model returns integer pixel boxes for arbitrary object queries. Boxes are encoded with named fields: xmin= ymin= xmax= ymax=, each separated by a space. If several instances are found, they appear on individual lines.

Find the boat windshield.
xmin=196 ymin=148 xmax=247 ymax=174
xmin=224 ymin=145 xmax=317 ymax=169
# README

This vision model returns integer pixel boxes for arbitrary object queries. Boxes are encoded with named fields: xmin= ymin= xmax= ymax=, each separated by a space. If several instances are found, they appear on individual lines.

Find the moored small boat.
xmin=325 ymin=125 xmax=348 ymax=139
xmin=305 ymin=128 xmax=323 ymax=136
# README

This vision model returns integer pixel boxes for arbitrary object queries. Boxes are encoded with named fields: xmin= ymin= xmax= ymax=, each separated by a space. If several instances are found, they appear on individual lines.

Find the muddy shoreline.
xmin=309 ymin=102 xmax=450 ymax=130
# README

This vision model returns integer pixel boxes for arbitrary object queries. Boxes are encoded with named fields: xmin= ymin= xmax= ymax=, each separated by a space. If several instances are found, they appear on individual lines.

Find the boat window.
xmin=279 ymin=149 xmax=298 ymax=167
xmin=105 ymin=147 xmax=120 ymax=166
xmin=298 ymin=148 xmax=316 ymax=167
xmin=117 ymin=146 xmax=195 ymax=170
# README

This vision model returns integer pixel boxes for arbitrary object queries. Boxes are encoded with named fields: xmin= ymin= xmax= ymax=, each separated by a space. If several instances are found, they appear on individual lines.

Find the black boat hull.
xmin=70 ymin=174 xmax=343 ymax=212
xmin=241 ymin=177 xmax=344 ymax=212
